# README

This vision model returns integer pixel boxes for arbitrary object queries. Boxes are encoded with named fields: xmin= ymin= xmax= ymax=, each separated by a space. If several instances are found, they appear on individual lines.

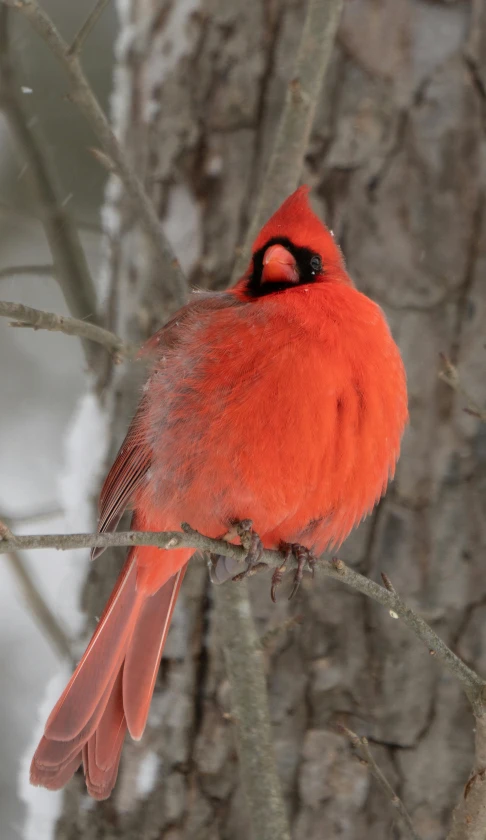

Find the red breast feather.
xmin=134 ymin=280 xmax=406 ymax=593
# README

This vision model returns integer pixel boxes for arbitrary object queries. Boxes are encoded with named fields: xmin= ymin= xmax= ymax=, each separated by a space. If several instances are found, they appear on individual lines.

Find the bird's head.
xmin=242 ymin=186 xmax=350 ymax=298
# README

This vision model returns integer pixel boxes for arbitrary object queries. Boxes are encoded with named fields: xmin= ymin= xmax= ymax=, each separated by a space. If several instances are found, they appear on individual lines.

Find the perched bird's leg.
xmin=271 ymin=544 xmax=292 ymax=603
xmin=276 ymin=543 xmax=317 ymax=601
xmin=231 ymin=519 xmax=265 ymax=581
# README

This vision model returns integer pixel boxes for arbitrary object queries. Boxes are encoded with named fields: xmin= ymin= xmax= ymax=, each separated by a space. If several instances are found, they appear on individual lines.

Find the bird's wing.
xmin=92 ymin=290 xmax=242 ymax=559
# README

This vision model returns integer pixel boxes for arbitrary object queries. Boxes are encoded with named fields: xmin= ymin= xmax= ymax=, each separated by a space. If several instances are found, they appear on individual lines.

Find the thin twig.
xmin=232 ymin=0 xmax=344 ymax=280
xmin=260 ymin=614 xmax=302 ymax=650
xmin=439 ymin=353 xmax=486 ymax=422
xmin=89 ymin=146 xmax=116 ymax=172
xmin=67 ymin=0 xmax=111 ymax=57
xmin=447 ymin=715 xmax=486 ymax=840
xmin=0 ymin=5 xmax=101 ymax=367
xmin=0 ymin=300 xmax=137 ymax=358
xmin=339 ymin=726 xmax=422 ymax=840
xmin=330 ymin=560 xmax=486 ymax=715
xmin=4 ymin=0 xmax=187 ymax=306
xmin=1 ymin=526 xmax=483 ymax=714
xmin=0 ymin=200 xmax=102 ymax=234
xmin=5 ymin=505 xmax=63 ymax=525
xmin=4 ymin=548 xmax=73 ymax=662
xmin=0 ymin=515 xmax=73 ymax=661
xmin=0 ymin=517 xmax=16 ymax=541
xmin=0 ymin=263 xmax=53 ymax=280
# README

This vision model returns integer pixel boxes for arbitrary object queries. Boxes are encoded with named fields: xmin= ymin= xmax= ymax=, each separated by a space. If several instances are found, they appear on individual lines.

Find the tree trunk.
xmin=56 ymin=1 xmax=486 ymax=838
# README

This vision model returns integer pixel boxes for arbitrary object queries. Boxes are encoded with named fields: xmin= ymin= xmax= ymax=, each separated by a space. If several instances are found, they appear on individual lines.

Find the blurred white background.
xmin=0 ymin=2 xmax=116 ymax=836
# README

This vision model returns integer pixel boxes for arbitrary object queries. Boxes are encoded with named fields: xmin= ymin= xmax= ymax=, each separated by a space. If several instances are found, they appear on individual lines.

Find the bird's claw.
xmin=271 ymin=543 xmax=317 ymax=601
xmin=271 ymin=544 xmax=292 ymax=603
xmin=231 ymin=519 xmax=264 ymax=581
xmin=228 ymin=524 xmax=316 ymax=598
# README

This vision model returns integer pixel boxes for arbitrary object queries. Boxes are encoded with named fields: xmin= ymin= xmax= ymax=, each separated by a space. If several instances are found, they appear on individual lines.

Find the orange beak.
xmin=262 ymin=244 xmax=299 ymax=284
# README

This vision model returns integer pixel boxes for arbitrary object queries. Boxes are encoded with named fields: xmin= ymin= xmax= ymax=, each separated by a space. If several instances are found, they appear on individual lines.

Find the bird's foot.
xmin=230 ymin=519 xmax=265 ymax=581
xmin=270 ymin=544 xmax=292 ymax=603
xmin=271 ymin=543 xmax=317 ymax=601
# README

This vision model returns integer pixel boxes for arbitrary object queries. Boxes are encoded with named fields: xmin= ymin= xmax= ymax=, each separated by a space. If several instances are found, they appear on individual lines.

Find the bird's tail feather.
xmin=30 ymin=552 xmax=187 ymax=800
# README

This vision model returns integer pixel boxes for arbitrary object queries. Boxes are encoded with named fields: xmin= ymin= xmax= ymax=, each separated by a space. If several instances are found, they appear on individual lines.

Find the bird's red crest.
xmin=251 ymin=185 xmax=345 ymax=277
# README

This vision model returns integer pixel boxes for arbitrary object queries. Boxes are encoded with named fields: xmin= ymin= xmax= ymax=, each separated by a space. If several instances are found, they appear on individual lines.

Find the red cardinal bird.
xmin=30 ymin=186 xmax=407 ymax=799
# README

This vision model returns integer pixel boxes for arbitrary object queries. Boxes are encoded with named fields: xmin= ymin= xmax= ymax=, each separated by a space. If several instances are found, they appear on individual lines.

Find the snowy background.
xmin=0 ymin=5 xmax=203 ymax=835
xmin=0 ymin=3 xmax=115 ymax=837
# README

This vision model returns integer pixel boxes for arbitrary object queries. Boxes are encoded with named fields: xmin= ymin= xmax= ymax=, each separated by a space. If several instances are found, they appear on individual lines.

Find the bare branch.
xmin=447 ymin=715 xmax=486 ymax=840
xmin=0 ymin=5 xmax=101 ymax=367
xmin=233 ymin=0 xmax=344 ymax=279
xmin=4 ymin=548 xmax=73 ymax=662
xmin=260 ymin=614 xmax=302 ymax=650
xmin=0 ymin=200 xmax=102 ymax=235
xmin=439 ymin=353 xmax=486 ymax=422
xmin=330 ymin=560 xmax=486 ymax=715
xmin=0 ymin=515 xmax=73 ymax=662
xmin=0 ymin=300 xmax=137 ymax=358
xmin=0 ymin=263 xmax=53 ymax=281
xmin=4 ymin=0 xmax=187 ymax=306
xmin=339 ymin=726 xmax=422 ymax=840
xmin=5 ymin=505 xmax=63 ymax=525
xmin=0 ymin=517 xmax=16 ymax=541
xmin=216 ymin=581 xmax=291 ymax=840
xmin=1 ymin=525 xmax=483 ymax=714
xmin=89 ymin=146 xmax=116 ymax=172
xmin=0 ymin=526 xmax=245 ymax=557
xmin=67 ymin=0 xmax=111 ymax=57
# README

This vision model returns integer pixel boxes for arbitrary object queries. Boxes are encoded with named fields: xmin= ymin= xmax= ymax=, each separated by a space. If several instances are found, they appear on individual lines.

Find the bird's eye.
xmin=310 ymin=255 xmax=322 ymax=274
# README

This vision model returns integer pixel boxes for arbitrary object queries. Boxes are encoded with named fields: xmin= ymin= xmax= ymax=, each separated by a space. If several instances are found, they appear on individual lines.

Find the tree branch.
xmin=447 ymin=715 xmax=486 ymax=840
xmin=338 ymin=564 xmax=486 ymax=715
xmin=3 ymin=0 xmax=187 ymax=306
xmin=216 ymin=582 xmax=291 ymax=840
xmin=4 ymin=505 xmax=63 ymax=525
xmin=339 ymin=725 xmax=422 ymax=840
xmin=0 ymin=200 xmax=102 ymax=235
xmin=0 ymin=300 xmax=137 ymax=358
xmin=0 ymin=5 xmax=101 ymax=368
xmin=260 ymin=614 xmax=302 ymax=650
xmin=0 ymin=263 xmax=53 ymax=281
xmin=4 ymin=548 xmax=73 ymax=662
xmin=0 ymin=516 xmax=73 ymax=662
xmin=1 ymin=525 xmax=483 ymax=715
xmin=67 ymin=0 xmax=110 ymax=57
xmin=233 ymin=0 xmax=344 ymax=280
xmin=439 ymin=353 xmax=486 ymax=423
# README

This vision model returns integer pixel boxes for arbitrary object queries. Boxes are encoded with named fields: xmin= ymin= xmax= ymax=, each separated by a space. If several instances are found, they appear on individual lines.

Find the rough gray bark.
xmin=55 ymin=1 xmax=486 ymax=839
